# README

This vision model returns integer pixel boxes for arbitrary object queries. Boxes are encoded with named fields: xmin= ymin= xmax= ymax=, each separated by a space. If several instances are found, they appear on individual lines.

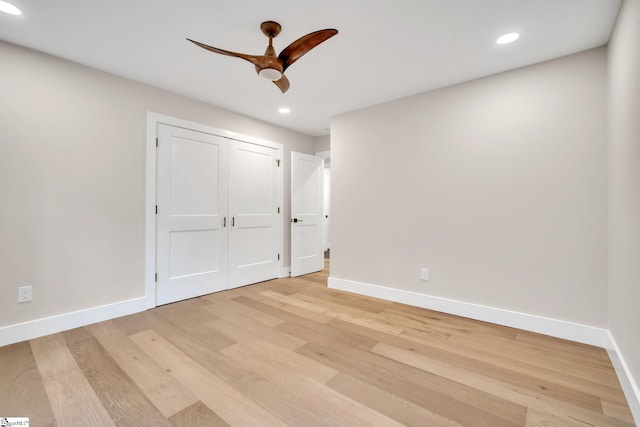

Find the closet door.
xmin=228 ymin=140 xmax=280 ymax=288
xmin=156 ymin=124 xmax=228 ymax=305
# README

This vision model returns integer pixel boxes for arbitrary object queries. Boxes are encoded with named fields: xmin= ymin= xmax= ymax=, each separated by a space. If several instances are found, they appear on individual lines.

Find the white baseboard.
xmin=0 ymin=296 xmax=151 ymax=347
xmin=607 ymin=333 xmax=640 ymax=425
xmin=328 ymin=276 xmax=609 ymax=347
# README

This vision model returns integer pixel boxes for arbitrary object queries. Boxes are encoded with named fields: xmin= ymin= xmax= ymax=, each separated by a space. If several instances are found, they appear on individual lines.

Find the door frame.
xmin=145 ymin=112 xmax=284 ymax=307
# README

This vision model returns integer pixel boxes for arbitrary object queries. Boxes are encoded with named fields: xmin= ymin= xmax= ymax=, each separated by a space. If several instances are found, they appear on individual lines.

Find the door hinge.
xmin=155 ymin=273 xmax=158 ymax=282
xmin=276 ymin=159 xmax=281 ymax=167
xmin=156 ymin=138 xmax=158 ymax=147
xmin=155 ymin=205 xmax=158 ymax=214
xmin=278 ymin=253 xmax=280 ymax=261
xmin=277 ymin=207 xmax=280 ymax=214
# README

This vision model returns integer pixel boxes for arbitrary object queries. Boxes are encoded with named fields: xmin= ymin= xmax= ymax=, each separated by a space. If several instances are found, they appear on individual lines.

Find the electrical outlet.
xmin=18 ymin=286 xmax=32 ymax=303
xmin=420 ymin=267 xmax=429 ymax=281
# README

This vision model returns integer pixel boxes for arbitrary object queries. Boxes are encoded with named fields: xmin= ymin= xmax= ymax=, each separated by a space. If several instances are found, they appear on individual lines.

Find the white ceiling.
xmin=0 ymin=0 xmax=621 ymax=136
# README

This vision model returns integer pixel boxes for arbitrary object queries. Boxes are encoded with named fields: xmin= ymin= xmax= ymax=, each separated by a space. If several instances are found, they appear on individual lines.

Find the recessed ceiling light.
xmin=496 ymin=32 xmax=519 ymax=45
xmin=278 ymin=107 xmax=291 ymax=114
xmin=0 ymin=1 xmax=22 ymax=15
xmin=496 ymin=32 xmax=519 ymax=44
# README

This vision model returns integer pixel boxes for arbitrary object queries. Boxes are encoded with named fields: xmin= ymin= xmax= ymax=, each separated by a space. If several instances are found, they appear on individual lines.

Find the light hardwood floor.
xmin=0 ymin=260 xmax=635 ymax=426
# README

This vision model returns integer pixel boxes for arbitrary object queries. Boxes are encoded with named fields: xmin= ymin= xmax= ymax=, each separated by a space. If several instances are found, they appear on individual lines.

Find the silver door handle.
xmin=291 ymin=218 xmax=303 ymax=223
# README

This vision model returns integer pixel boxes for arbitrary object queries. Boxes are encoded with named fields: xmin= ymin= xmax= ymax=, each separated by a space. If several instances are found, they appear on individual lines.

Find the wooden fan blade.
xmin=278 ymin=29 xmax=338 ymax=72
xmin=187 ymin=38 xmax=266 ymax=68
xmin=273 ymin=74 xmax=290 ymax=93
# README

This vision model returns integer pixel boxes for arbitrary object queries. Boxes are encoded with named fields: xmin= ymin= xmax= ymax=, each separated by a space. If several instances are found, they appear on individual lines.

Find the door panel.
xmin=228 ymin=140 xmax=279 ymax=288
xmin=323 ymin=168 xmax=331 ymax=251
xmin=168 ymin=230 xmax=220 ymax=278
xmin=156 ymin=124 xmax=228 ymax=305
xmin=291 ymin=152 xmax=324 ymax=277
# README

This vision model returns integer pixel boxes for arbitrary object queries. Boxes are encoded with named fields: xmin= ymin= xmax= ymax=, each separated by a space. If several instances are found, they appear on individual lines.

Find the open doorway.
xmin=323 ymin=167 xmax=330 ymax=259
xmin=316 ymin=150 xmax=331 ymax=260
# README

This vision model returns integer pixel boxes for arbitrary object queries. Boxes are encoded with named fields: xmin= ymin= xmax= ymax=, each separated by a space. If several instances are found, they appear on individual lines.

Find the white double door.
xmin=156 ymin=124 xmax=279 ymax=305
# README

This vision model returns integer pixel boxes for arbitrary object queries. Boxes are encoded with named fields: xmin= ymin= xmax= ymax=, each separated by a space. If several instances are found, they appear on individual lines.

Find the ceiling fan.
xmin=187 ymin=21 xmax=338 ymax=93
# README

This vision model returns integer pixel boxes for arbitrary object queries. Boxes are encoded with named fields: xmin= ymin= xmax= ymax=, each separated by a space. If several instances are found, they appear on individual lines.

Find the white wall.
xmin=314 ymin=135 xmax=331 ymax=153
xmin=0 ymin=41 xmax=314 ymax=331
xmin=608 ymin=0 xmax=640 ymax=412
xmin=331 ymin=47 xmax=608 ymax=327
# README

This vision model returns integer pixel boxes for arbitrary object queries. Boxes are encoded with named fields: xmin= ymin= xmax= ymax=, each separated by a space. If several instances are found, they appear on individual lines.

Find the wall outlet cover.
xmin=18 ymin=286 xmax=32 ymax=303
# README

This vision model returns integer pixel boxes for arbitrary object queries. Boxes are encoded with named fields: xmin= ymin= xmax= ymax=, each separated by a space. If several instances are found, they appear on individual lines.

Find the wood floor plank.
xmin=524 ymin=408 xmax=588 ymax=427
xmin=203 ymin=297 xmax=285 ymax=328
xmin=86 ymin=320 xmax=199 ymax=418
xmin=450 ymin=326 xmax=616 ymax=372
xmin=290 ymin=291 xmax=410 ymax=331
xmin=115 ymin=305 xmax=234 ymax=353
xmin=376 ymin=311 xmax=455 ymax=340
xmin=115 ymin=310 xmax=250 ymax=383
xmin=155 ymin=297 xmax=222 ymax=323
xmin=283 ymin=279 xmax=386 ymax=314
xmin=155 ymin=300 xmax=236 ymax=349
xmin=400 ymin=327 xmax=614 ymax=408
xmin=222 ymin=343 xmax=405 ymax=426
xmin=204 ymin=311 xmax=306 ymax=351
xmin=297 ymin=341 xmax=527 ymax=427
xmin=383 ymin=305 xmax=520 ymax=339
xmin=602 ymin=399 xmax=637 ymax=425
xmin=232 ymin=294 xmax=380 ymax=349
xmin=65 ymin=331 xmax=172 ymax=426
xmin=372 ymin=342 xmax=634 ymax=427
xmin=130 ymin=329 xmax=289 ymax=426
xmin=61 ymin=326 xmax=96 ymax=345
xmin=208 ymin=334 xmax=337 ymax=385
xmin=168 ymin=401 xmax=229 ymax=427
xmin=276 ymin=319 xmax=379 ymax=351
xmin=516 ymin=331 xmax=612 ymax=363
xmin=231 ymin=294 xmax=340 ymax=330
xmin=252 ymin=278 xmax=304 ymax=295
xmin=0 ymin=341 xmax=56 ymax=426
xmin=326 ymin=372 xmax=465 ymax=427
xmin=231 ymin=372 xmax=340 ymax=427
xmin=448 ymin=332 xmax=621 ymax=387
xmin=231 ymin=294 xmax=324 ymax=325
xmin=30 ymin=334 xmax=116 ymax=426
xmin=243 ymin=288 xmax=336 ymax=323
xmin=262 ymin=290 xmax=405 ymax=335
xmin=112 ymin=310 xmax=156 ymax=335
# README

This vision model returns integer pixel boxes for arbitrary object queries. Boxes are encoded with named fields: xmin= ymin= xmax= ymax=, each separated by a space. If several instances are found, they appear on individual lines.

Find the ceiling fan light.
xmin=259 ymin=67 xmax=283 ymax=81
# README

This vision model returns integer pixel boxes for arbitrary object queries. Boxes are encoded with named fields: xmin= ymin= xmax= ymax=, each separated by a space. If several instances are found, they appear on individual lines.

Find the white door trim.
xmin=145 ymin=112 xmax=284 ymax=307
